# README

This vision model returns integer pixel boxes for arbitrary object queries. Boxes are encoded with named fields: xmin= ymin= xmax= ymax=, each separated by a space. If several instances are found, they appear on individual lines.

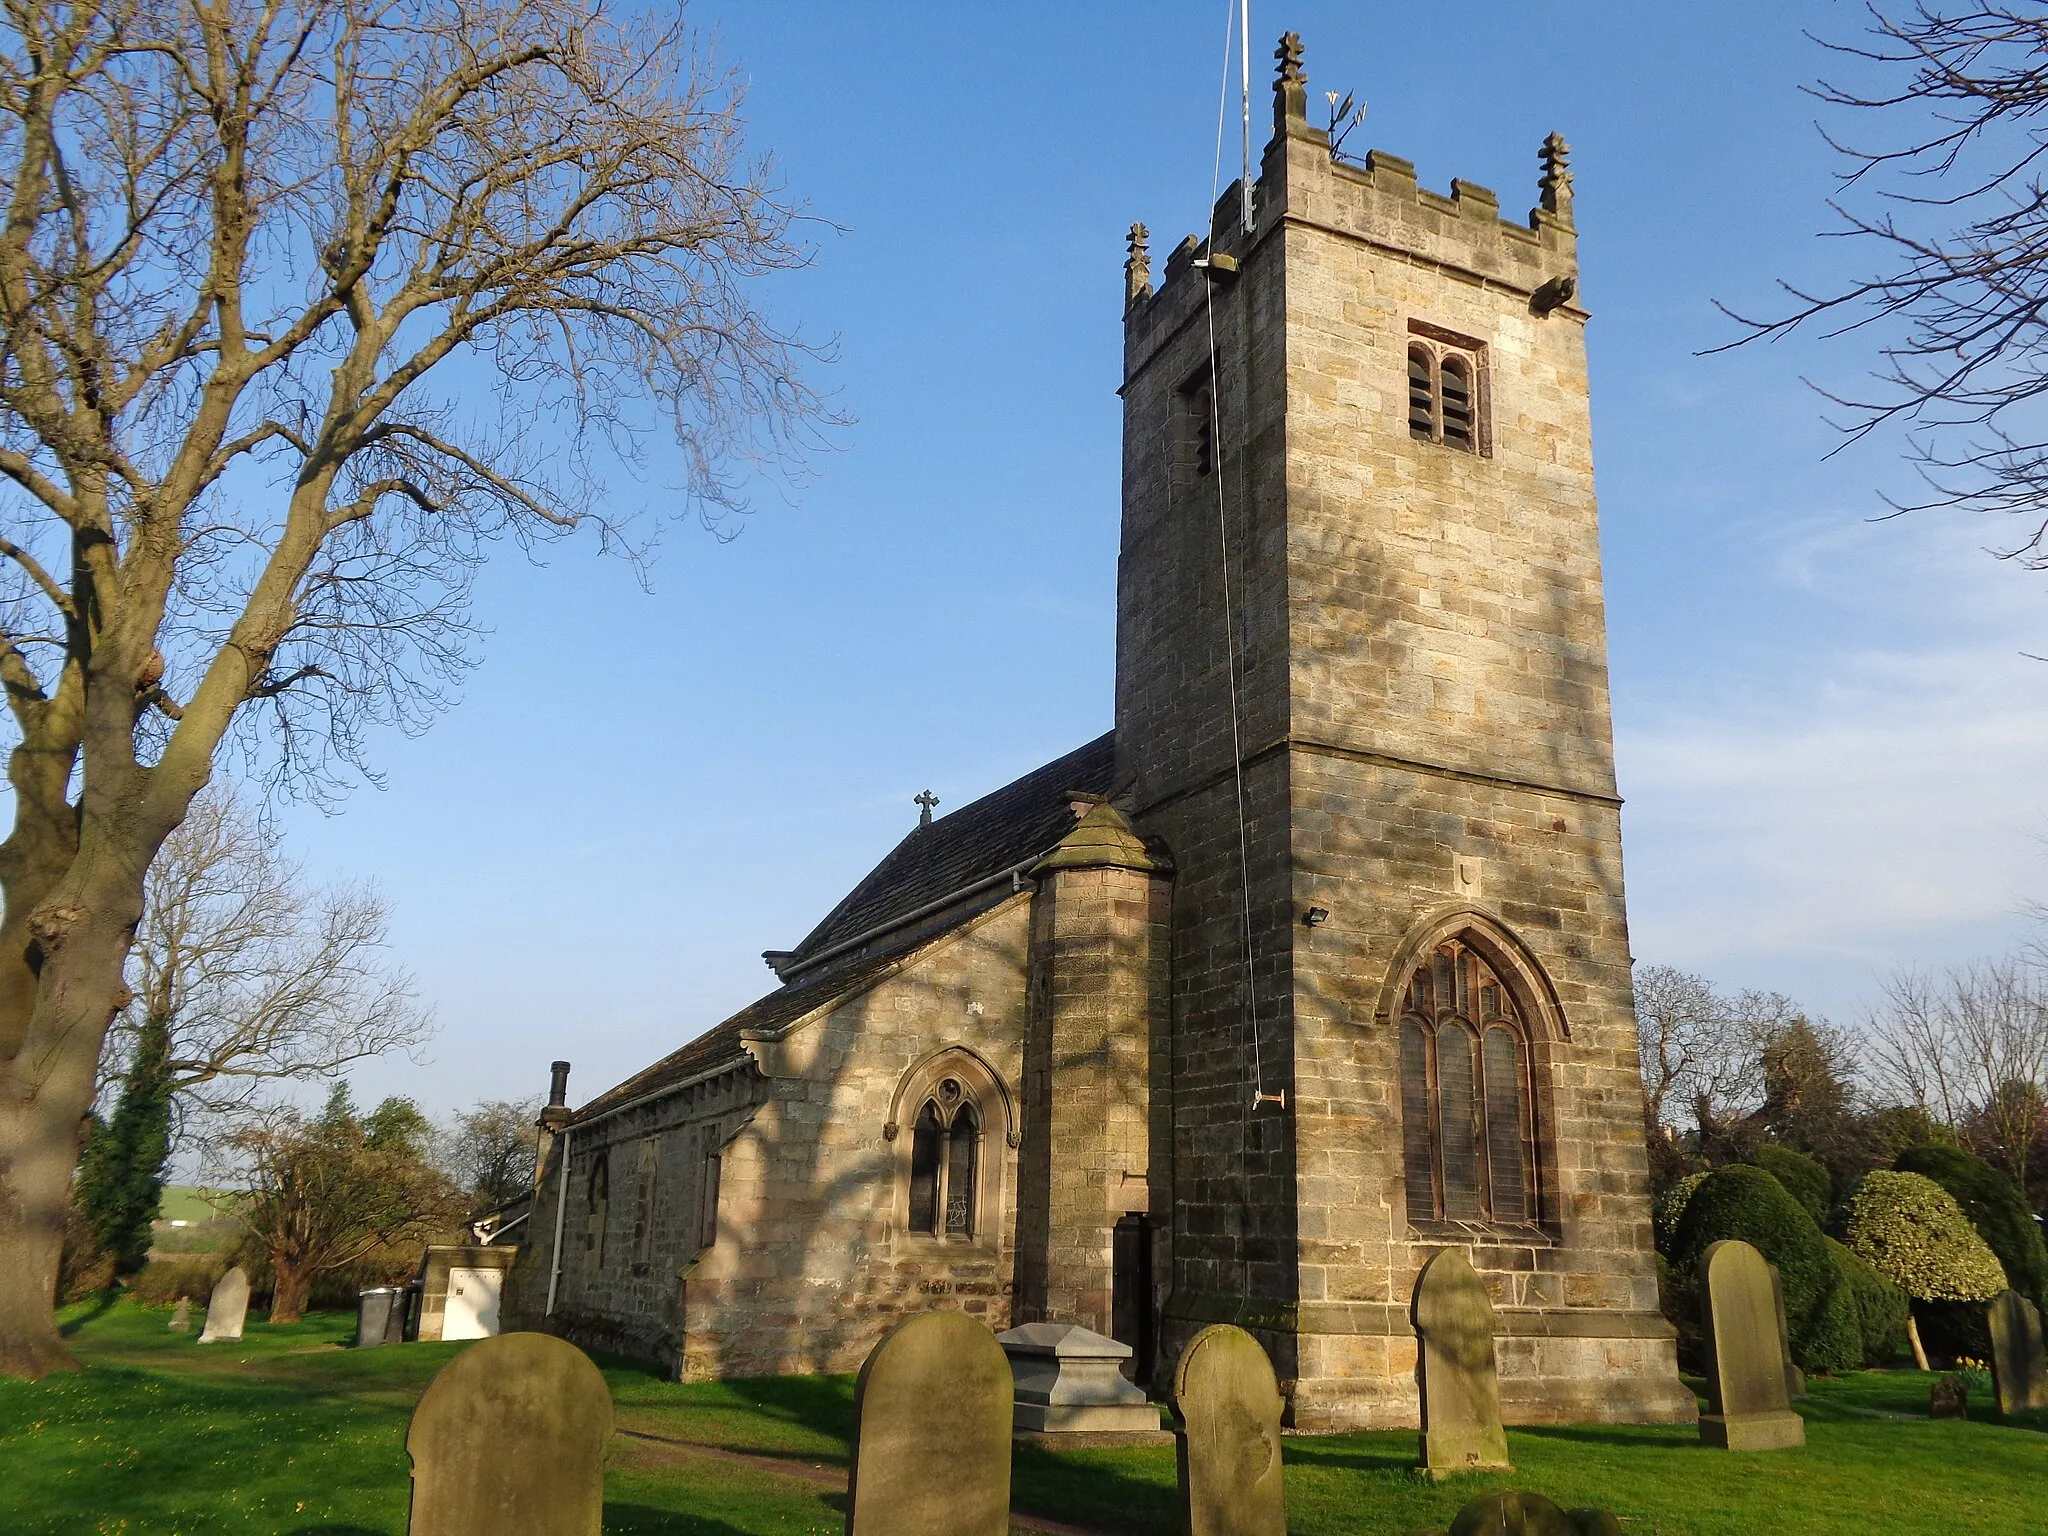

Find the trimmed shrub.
xmin=1806 ymin=1265 xmax=1864 ymax=1375
xmin=1654 ymin=1171 xmax=1708 ymax=1257
xmin=1826 ymin=1235 xmax=1910 ymax=1366
xmin=1668 ymin=1164 xmax=1843 ymax=1372
xmin=1839 ymin=1170 xmax=2007 ymax=1302
xmin=1752 ymin=1145 xmax=1832 ymax=1226
xmin=1893 ymin=1142 xmax=2048 ymax=1315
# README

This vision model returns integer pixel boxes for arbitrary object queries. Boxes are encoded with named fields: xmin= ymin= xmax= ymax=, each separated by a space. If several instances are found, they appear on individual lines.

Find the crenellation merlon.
xmin=1125 ymin=32 xmax=1580 ymax=346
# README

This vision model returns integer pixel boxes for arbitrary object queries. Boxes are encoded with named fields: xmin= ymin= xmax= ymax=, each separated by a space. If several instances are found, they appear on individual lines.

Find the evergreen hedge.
xmin=1752 ymin=1144 xmax=1832 ymax=1226
xmin=1669 ymin=1164 xmax=1844 ymax=1372
xmin=1893 ymin=1142 xmax=2048 ymax=1315
xmin=1653 ymin=1171 xmax=1708 ymax=1257
xmin=1825 ymin=1235 xmax=1910 ymax=1366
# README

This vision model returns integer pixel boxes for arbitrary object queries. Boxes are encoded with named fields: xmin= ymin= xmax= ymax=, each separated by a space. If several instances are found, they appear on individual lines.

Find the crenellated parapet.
xmin=1124 ymin=30 xmax=1581 ymax=373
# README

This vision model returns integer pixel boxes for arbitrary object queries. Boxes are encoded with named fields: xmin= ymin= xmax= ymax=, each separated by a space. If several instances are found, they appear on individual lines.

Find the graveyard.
xmin=0 ymin=1293 xmax=2042 ymax=1534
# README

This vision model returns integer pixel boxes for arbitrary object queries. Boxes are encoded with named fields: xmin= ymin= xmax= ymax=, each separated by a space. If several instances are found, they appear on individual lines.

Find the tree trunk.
xmin=0 ymin=846 xmax=156 ymax=1378
xmin=1907 ymin=1311 xmax=1931 ymax=1372
xmin=269 ymin=1257 xmax=312 ymax=1325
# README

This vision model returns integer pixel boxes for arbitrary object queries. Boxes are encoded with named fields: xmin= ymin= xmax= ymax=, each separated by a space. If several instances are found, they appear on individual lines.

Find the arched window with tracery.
xmin=906 ymin=1075 xmax=982 ymax=1239
xmin=1399 ymin=937 xmax=1538 ymax=1227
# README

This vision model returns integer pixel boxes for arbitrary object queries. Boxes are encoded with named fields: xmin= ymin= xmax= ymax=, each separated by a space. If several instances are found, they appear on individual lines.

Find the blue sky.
xmin=258 ymin=1 xmax=2048 ymax=1116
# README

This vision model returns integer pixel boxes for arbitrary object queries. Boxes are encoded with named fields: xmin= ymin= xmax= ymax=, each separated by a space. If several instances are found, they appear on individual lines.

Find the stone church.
xmin=503 ymin=35 xmax=1694 ymax=1430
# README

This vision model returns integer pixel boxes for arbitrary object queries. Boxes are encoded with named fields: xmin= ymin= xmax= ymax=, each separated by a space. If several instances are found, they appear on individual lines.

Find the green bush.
xmin=1838 ymin=1170 xmax=2007 ymax=1302
xmin=1806 ymin=1266 xmax=1864 ymax=1375
xmin=1893 ymin=1143 xmax=2048 ymax=1314
xmin=1654 ymin=1171 xmax=1708 ymax=1257
xmin=1826 ymin=1235 xmax=1909 ymax=1366
xmin=1752 ymin=1144 xmax=1832 ymax=1225
xmin=1669 ymin=1164 xmax=1843 ymax=1372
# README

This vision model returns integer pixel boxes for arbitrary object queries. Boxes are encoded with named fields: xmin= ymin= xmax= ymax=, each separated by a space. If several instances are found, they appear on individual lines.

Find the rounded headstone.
xmin=197 ymin=1266 xmax=249 ymax=1344
xmin=1171 ymin=1324 xmax=1286 ymax=1536
xmin=847 ymin=1311 xmax=1013 ymax=1536
xmin=405 ymin=1331 xmax=611 ymax=1536
xmin=1413 ymin=1248 xmax=1511 ymax=1477
xmin=1987 ymin=1288 xmax=2047 ymax=1414
xmin=1447 ymin=1491 xmax=1573 ymax=1536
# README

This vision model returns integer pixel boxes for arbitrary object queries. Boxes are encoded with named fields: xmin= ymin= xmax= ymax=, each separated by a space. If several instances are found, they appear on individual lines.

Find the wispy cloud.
xmin=1617 ymin=511 xmax=2048 ymax=1013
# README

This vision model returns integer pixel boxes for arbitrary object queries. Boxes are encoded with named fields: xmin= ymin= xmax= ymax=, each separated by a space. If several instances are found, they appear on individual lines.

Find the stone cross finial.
xmin=1125 ymin=222 xmax=1152 ymax=308
xmin=1275 ymin=32 xmax=1305 ymax=84
xmin=915 ymin=789 xmax=939 ymax=827
xmin=1538 ymin=131 xmax=1574 ymax=217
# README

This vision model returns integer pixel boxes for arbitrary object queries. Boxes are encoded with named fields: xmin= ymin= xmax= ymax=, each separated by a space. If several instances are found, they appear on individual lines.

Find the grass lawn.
xmin=1 ymin=1299 xmax=2042 ymax=1534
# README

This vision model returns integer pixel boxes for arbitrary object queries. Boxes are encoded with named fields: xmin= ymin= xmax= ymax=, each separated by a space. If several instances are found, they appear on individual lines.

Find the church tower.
xmin=1115 ymin=35 xmax=1693 ymax=1428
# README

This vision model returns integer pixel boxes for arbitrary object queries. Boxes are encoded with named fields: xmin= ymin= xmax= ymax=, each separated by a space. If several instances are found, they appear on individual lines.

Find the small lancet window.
xmin=1407 ymin=345 xmax=1436 ymax=441
xmin=1397 ymin=937 xmax=1539 ymax=1226
xmin=1405 ymin=333 xmax=1485 ymax=454
xmin=1194 ymin=383 xmax=1217 ymax=476
xmin=584 ymin=1154 xmax=610 ymax=1270
xmin=906 ymin=1078 xmax=983 ymax=1239
xmin=1440 ymin=355 xmax=1475 ymax=449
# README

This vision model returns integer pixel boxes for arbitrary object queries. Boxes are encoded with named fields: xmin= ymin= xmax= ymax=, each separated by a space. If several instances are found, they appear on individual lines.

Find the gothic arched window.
xmin=1399 ymin=938 xmax=1537 ymax=1226
xmin=907 ymin=1077 xmax=982 ymax=1239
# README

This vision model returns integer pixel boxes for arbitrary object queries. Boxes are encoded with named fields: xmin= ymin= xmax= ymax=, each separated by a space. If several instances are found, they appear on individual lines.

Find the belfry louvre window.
xmin=1399 ymin=938 xmax=1537 ymax=1226
xmin=1406 ymin=331 xmax=1487 ymax=453
xmin=907 ymin=1076 xmax=981 ymax=1238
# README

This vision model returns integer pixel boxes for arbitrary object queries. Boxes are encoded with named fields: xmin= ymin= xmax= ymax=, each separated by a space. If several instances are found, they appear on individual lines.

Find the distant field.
xmin=155 ymin=1186 xmax=230 ymax=1225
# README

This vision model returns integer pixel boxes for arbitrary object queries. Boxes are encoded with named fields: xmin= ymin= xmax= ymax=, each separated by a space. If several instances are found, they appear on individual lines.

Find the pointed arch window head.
xmin=907 ymin=1078 xmax=983 ymax=1239
xmin=1399 ymin=937 xmax=1538 ymax=1228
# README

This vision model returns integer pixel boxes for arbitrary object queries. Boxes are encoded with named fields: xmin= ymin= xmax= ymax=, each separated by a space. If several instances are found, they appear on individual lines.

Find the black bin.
xmin=356 ymin=1286 xmax=407 ymax=1348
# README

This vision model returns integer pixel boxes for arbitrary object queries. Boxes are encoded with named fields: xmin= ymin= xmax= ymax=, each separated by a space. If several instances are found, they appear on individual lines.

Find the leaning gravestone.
xmin=847 ymin=1312 xmax=1012 ymax=1536
xmin=196 ymin=1266 xmax=249 ymax=1344
xmin=1413 ymin=1248 xmax=1511 ymax=1477
xmin=1172 ymin=1323 xmax=1286 ymax=1536
xmin=406 ymin=1332 xmax=610 ymax=1536
xmin=1988 ymin=1288 xmax=2047 ymax=1414
xmin=1769 ymin=1264 xmax=1805 ymax=1399
xmin=1697 ymin=1240 xmax=1805 ymax=1450
xmin=168 ymin=1297 xmax=191 ymax=1333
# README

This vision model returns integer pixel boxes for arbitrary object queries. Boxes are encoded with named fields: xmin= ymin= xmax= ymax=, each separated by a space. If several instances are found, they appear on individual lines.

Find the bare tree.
xmin=1723 ymin=3 xmax=2048 ymax=557
xmin=0 ymin=0 xmax=826 ymax=1376
xmin=108 ymin=785 xmax=429 ymax=1138
xmin=1633 ymin=964 xmax=1725 ymax=1132
xmin=443 ymin=1096 xmax=541 ymax=1211
xmin=1865 ymin=959 xmax=2048 ymax=1186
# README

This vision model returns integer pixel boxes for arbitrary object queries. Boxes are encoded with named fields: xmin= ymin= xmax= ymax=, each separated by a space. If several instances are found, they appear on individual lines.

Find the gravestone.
xmin=1697 ymin=1240 xmax=1805 ymax=1450
xmin=405 ymin=1331 xmax=610 ymax=1535
xmin=1407 ymin=1491 xmax=1624 ymax=1536
xmin=847 ymin=1311 xmax=1012 ymax=1536
xmin=1172 ymin=1323 xmax=1285 ymax=1536
xmin=1769 ymin=1264 xmax=1805 ymax=1399
xmin=1413 ymin=1248 xmax=1511 ymax=1477
xmin=1929 ymin=1374 xmax=1968 ymax=1420
xmin=168 ymin=1297 xmax=191 ymax=1333
xmin=1987 ymin=1288 xmax=2047 ymax=1414
xmin=197 ymin=1266 xmax=249 ymax=1344
xmin=998 ymin=1322 xmax=1168 ymax=1442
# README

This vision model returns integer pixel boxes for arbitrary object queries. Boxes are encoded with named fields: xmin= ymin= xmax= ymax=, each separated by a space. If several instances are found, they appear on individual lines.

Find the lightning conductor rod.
xmin=1238 ymin=0 xmax=1254 ymax=232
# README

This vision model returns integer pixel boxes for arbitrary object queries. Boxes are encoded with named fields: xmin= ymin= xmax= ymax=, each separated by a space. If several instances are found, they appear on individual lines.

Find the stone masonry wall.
xmin=1014 ymin=852 xmax=1173 ymax=1342
xmin=676 ymin=898 xmax=1034 ymax=1380
xmin=1117 ymin=53 xmax=1689 ymax=1428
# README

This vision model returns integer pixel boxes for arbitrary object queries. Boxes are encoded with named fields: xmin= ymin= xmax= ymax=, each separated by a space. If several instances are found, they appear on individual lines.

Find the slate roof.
xmin=571 ymin=730 xmax=1117 ymax=1124
xmin=573 ymin=949 xmax=905 ymax=1120
xmin=784 ymin=730 xmax=1117 ymax=969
